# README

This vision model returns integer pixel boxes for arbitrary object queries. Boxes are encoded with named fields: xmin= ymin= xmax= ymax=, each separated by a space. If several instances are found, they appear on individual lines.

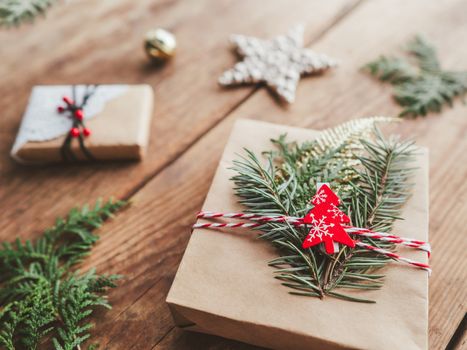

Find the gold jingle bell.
xmin=144 ymin=28 xmax=176 ymax=62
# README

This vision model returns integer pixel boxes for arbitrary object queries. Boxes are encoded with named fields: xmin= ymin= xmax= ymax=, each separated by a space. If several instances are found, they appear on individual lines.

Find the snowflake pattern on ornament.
xmin=305 ymin=213 xmax=335 ymax=242
xmin=327 ymin=203 xmax=346 ymax=222
xmin=311 ymin=188 xmax=327 ymax=205
xmin=302 ymin=184 xmax=355 ymax=253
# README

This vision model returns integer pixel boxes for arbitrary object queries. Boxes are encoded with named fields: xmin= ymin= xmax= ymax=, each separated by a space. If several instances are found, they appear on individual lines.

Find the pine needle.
xmin=364 ymin=35 xmax=467 ymax=117
xmin=0 ymin=0 xmax=56 ymax=27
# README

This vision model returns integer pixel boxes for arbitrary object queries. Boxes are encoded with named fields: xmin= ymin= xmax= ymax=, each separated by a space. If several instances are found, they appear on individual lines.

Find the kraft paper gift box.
xmin=11 ymin=84 xmax=154 ymax=163
xmin=166 ymin=119 xmax=429 ymax=350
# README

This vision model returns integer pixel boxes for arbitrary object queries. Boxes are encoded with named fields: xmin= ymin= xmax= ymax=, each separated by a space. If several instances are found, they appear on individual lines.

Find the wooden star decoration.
xmin=218 ymin=25 xmax=337 ymax=103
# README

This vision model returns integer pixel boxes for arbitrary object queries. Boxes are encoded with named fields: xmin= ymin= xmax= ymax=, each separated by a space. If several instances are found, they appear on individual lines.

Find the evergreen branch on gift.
xmin=0 ymin=198 xmax=126 ymax=350
xmin=231 ymin=118 xmax=416 ymax=302
xmin=0 ymin=0 xmax=56 ymax=27
xmin=364 ymin=36 xmax=467 ymax=117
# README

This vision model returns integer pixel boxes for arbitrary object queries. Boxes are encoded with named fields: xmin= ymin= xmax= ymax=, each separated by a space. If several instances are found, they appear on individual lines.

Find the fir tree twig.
xmin=364 ymin=35 xmax=467 ymax=117
xmin=0 ymin=0 xmax=56 ymax=27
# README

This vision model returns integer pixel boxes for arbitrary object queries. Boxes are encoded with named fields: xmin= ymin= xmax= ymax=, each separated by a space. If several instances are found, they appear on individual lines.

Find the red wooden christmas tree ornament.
xmin=302 ymin=184 xmax=355 ymax=254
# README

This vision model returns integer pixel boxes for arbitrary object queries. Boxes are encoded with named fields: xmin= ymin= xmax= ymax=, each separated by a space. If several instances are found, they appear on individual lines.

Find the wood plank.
xmin=70 ymin=0 xmax=467 ymax=348
xmin=0 ymin=0 xmax=358 ymax=349
xmin=152 ymin=327 xmax=262 ymax=350
xmin=0 ymin=0 xmax=355 ymax=242
xmin=449 ymin=315 xmax=467 ymax=350
xmin=79 ymin=115 xmax=259 ymax=349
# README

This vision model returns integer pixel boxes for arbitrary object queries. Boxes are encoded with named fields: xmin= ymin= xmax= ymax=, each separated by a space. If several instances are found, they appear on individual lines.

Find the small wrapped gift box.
xmin=11 ymin=84 xmax=154 ymax=163
xmin=167 ymin=119 xmax=429 ymax=350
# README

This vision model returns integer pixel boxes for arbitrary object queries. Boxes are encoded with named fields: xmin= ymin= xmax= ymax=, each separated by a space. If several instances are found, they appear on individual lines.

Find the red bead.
xmin=57 ymin=106 xmax=65 ymax=113
xmin=62 ymin=96 xmax=74 ymax=105
xmin=75 ymin=109 xmax=84 ymax=121
xmin=83 ymin=127 xmax=91 ymax=137
xmin=70 ymin=127 xmax=80 ymax=137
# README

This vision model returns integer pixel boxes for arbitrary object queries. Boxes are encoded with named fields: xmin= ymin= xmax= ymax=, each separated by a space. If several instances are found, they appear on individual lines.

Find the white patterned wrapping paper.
xmin=11 ymin=85 xmax=128 ymax=161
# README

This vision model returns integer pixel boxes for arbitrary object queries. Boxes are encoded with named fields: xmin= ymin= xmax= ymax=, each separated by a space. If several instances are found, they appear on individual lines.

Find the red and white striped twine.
xmin=343 ymin=226 xmax=431 ymax=256
xmin=356 ymin=242 xmax=431 ymax=273
xmin=194 ymin=211 xmax=431 ymax=274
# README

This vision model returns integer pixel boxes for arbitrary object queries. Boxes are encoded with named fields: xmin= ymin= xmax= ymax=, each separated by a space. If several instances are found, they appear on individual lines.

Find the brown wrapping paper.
xmin=12 ymin=85 xmax=154 ymax=163
xmin=167 ymin=119 xmax=429 ymax=350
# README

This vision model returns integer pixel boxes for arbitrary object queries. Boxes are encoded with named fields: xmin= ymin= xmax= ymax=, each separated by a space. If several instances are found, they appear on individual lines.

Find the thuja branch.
xmin=231 ymin=118 xmax=416 ymax=303
xmin=0 ymin=198 xmax=127 ymax=350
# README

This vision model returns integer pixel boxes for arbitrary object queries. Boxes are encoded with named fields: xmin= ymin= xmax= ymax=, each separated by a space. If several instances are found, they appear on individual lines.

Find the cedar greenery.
xmin=231 ymin=117 xmax=416 ymax=303
xmin=0 ymin=0 xmax=56 ymax=27
xmin=0 ymin=199 xmax=126 ymax=350
xmin=364 ymin=36 xmax=467 ymax=117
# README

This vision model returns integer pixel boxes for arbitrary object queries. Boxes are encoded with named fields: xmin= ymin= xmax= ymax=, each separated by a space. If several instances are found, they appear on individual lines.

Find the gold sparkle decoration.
xmin=276 ymin=116 xmax=397 ymax=194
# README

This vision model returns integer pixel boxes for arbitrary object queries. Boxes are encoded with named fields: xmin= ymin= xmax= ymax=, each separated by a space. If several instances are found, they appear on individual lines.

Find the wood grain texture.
xmin=0 ymin=0 xmax=355 ymax=240
xmin=0 ymin=0 xmax=466 ymax=349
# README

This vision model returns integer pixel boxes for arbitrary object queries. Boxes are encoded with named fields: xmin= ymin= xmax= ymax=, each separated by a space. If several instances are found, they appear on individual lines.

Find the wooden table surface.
xmin=1 ymin=1 xmax=466 ymax=349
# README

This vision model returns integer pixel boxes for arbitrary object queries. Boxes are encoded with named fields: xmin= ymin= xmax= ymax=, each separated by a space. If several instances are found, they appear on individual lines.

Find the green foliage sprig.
xmin=364 ymin=36 xmax=467 ymax=117
xmin=0 ymin=0 xmax=56 ymax=27
xmin=231 ymin=118 xmax=416 ymax=303
xmin=0 ymin=199 xmax=127 ymax=350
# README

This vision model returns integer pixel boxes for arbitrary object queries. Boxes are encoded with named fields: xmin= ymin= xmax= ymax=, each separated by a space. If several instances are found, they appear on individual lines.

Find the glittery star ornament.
xmin=218 ymin=25 xmax=337 ymax=103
